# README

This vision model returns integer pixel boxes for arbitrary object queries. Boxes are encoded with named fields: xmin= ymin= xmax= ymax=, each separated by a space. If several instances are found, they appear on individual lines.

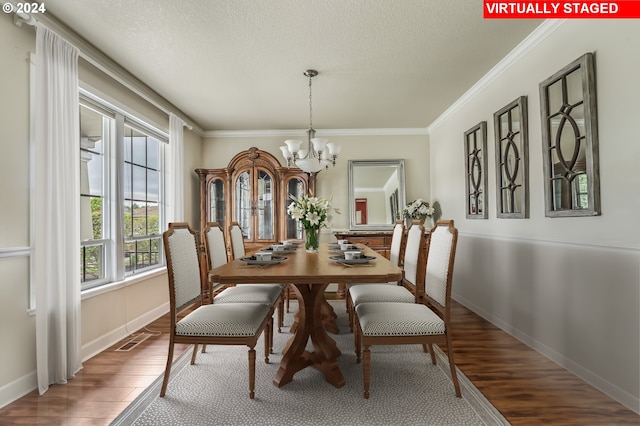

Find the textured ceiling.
xmin=44 ymin=0 xmax=542 ymax=131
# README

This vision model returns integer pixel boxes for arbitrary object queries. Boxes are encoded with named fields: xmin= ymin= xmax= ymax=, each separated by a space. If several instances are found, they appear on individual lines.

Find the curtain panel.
xmin=168 ymin=113 xmax=186 ymax=223
xmin=34 ymin=23 xmax=82 ymax=394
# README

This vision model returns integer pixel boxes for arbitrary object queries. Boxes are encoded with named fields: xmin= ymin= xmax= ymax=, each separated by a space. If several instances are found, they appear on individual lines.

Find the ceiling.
xmin=44 ymin=0 xmax=542 ymax=132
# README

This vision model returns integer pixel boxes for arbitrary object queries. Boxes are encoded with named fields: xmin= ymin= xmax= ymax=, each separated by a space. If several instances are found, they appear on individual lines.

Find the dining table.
xmin=208 ymin=242 xmax=403 ymax=388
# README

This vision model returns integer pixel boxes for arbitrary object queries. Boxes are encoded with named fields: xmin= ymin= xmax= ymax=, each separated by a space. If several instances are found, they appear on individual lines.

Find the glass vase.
xmin=305 ymin=227 xmax=319 ymax=253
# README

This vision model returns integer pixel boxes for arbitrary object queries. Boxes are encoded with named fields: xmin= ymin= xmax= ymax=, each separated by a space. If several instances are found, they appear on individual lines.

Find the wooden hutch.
xmin=196 ymin=147 xmax=315 ymax=255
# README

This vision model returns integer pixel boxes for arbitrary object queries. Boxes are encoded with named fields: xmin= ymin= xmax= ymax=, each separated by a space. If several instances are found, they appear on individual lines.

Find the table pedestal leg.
xmin=290 ymin=297 xmax=339 ymax=335
xmin=273 ymin=283 xmax=345 ymax=388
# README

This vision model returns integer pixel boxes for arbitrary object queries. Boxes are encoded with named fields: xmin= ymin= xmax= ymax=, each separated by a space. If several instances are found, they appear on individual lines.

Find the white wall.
xmin=200 ymin=133 xmax=429 ymax=236
xmin=0 ymin=15 xmax=202 ymax=408
xmin=429 ymin=20 xmax=640 ymax=412
xmin=0 ymin=13 xmax=40 ymax=407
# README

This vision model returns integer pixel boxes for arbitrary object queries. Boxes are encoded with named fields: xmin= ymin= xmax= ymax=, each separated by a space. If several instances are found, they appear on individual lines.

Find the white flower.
xmin=403 ymin=199 xmax=434 ymax=219
xmin=287 ymin=192 xmax=341 ymax=230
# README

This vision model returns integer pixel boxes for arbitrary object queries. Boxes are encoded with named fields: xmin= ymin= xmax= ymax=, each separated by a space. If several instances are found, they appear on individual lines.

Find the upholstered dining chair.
xmin=228 ymin=221 xmax=286 ymax=333
xmin=201 ymin=222 xmax=283 ymax=353
xmin=354 ymin=220 xmax=461 ymax=398
xmin=161 ymin=222 xmax=272 ymax=399
xmin=347 ymin=221 xmax=424 ymax=330
xmin=345 ymin=221 xmax=406 ymax=327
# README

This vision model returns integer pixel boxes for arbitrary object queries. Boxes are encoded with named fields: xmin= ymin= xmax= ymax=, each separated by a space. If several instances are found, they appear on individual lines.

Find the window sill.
xmin=81 ymin=267 xmax=167 ymax=301
xmin=26 ymin=267 xmax=167 ymax=317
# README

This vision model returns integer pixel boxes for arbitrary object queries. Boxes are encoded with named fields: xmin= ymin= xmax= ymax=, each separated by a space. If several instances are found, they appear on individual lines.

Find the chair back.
xmin=423 ymin=220 xmax=458 ymax=314
xmin=203 ymin=222 xmax=228 ymax=269
xmin=402 ymin=221 xmax=426 ymax=292
xmin=229 ymin=222 xmax=246 ymax=260
xmin=388 ymin=221 xmax=405 ymax=266
xmin=163 ymin=223 xmax=203 ymax=313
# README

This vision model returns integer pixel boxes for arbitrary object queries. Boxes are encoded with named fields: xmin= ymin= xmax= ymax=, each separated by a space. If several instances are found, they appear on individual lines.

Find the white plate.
xmin=329 ymin=255 xmax=376 ymax=264
xmin=240 ymin=255 xmax=287 ymax=265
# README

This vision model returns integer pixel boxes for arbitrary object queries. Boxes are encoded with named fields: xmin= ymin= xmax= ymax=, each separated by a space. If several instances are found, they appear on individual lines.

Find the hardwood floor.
xmin=0 ymin=299 xmax=637 ymax=425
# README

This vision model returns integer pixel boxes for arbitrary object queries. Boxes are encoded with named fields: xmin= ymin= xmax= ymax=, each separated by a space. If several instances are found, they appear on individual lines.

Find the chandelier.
xmin=280 ymin=69 xmax=340 ymax=174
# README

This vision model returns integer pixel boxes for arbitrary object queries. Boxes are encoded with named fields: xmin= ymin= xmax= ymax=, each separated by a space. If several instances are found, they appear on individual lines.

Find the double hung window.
xmin=79 ymin=96 xmax=166 ymax=290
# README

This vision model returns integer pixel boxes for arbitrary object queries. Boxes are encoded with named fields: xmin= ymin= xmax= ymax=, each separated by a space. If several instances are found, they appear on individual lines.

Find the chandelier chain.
xmin=308 ymin=73 xmax=313 ymax=130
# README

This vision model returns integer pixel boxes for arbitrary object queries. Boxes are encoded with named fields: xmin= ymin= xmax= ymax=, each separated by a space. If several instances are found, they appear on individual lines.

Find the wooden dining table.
xmin=208 ymin=242 xmax=403 ymax=388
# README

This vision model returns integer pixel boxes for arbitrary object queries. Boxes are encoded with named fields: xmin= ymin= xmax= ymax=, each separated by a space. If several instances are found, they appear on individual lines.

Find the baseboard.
xmin=82 ymin=302 xmax=170 ymax=361
xmin=0 ymin=371 xmax=37 ymax=410
xmin=453 ymin=293 xmax=640 ymax=415
xmin=0 ymin=302 xmax=171 ymax=410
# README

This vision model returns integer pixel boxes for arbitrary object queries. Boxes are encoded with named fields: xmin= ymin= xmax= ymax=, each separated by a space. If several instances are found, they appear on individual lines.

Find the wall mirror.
xmin=539 ymin=52 xmax=600 ymax=217
xmin=494 ymin=96 xmax=529 ymax=219
xmin=464 ymin=122 xmax=488 ymax=219
xmin=348 ymin=160 xmax=406 ymax=230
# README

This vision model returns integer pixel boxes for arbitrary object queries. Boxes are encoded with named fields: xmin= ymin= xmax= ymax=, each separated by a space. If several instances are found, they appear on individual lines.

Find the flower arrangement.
xmin=287 ymin=192 xmax=340 ymax=252
xmin=403 ymin=198 xmax=435 ymax=220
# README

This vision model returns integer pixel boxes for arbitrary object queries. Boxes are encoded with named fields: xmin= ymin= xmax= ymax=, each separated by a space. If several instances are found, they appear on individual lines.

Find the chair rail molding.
xmin=0 ymin=247 xmax=31 ymax=259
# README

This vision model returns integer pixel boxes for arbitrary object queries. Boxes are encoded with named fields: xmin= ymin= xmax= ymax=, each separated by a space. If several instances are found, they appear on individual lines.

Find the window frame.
xmin=79 ymin=92 xmax=168 ymax=291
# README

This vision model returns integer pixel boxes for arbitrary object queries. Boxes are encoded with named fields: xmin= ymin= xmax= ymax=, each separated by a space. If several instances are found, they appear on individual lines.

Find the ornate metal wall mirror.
xmin=464 ymin=121 xmax=488 ymax=219
xmin=539 ymin=53 xmax=600 ymax=217
xmin=494 ymin=96 xmax=529 ymax=218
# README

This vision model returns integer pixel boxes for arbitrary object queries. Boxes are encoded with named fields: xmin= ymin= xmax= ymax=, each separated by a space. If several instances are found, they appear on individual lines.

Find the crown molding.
xmin=427 ymin=19 xmax=566 ymax=134
xmin=203 ymin=127 xmax=428 ymax=138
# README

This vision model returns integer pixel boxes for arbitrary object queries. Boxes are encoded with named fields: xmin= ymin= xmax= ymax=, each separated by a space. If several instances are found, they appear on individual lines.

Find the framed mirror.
xmin=464 ymin=122 xmax=488 ymax=219
xmin=494 ymin=96 xmax=529 ymax=219
xmin=348 ymin=160 xmax=406 ymax=230
xmin=539 ymin=52 xmax=600 ymax=217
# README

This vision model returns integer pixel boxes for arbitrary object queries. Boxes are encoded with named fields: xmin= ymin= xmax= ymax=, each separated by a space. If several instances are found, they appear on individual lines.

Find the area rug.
xmin=112 ymin=301 xmax=508 ymax=426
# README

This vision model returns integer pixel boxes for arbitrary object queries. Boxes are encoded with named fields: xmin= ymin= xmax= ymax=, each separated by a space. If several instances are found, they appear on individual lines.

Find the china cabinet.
xmin=196 ymin=147 xmax=314 ymax=254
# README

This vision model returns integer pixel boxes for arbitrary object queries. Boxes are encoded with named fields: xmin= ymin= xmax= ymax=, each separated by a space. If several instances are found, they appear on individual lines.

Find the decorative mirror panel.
xmin=494 ymin=96 xmax=529 ymax=218
xmin=539 ymin=53 xmax=600 ymax=217
xmin=284 ymin=177 xmax=305 ymax=240
xmin=464 ymin=122 xmax=488 ymax=219
xmin=208 ymin=178 xmax=226 ymax=225
xmin=348 ymin=160 xmax=406 ymax=230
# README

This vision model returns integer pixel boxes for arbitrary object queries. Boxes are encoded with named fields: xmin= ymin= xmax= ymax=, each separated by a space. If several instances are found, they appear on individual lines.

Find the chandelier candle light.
xmin=287 ymin=192 xmax=340 ymax=253
xmin=280 ymin=70 xmax=341 ymax=174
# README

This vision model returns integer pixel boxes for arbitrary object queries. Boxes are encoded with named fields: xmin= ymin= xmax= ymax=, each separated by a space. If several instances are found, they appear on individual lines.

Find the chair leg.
xmin=269 ymin=316 xmax=274 ymax=354
xmin=347 ymin=296 xmax=353 ymax=332
xmin=190 ymin=344 xmax=199 ymax=365
xmin=264 ymin=323 xmax=270 ymax=364
xmin=285 ymin=284 xmax=290 ymax=313
xmin=160 ymin=340 xmax=175 ymax=397
xmin=248 ymin=347 xmax=256 ymax=399
xmin=201 ymin=344 xmax=207 ymax=353
xmin=278 ymin=296 xmax=284 ymax=333
xmin=446 ymin=338 xmax=461 ymax=398
xmin=354 ymin=324 xmax=361 ymax=363
xmin=363 ymin=345 xmax=371 ymax=399
xmin=428 ymin=343 xmax=437 ymax=365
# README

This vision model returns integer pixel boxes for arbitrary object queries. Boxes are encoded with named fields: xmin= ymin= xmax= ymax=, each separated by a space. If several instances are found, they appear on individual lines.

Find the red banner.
xmin=484 ymin=1 xmax=640 ymax=18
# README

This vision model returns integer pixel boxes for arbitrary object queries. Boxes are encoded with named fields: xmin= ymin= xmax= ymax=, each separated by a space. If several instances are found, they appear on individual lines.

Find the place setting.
xmin=329 ymin=247 xmax=376 ymax=267
xmin=239 ymin=251 xmax=288 ymax=266
xmin=328 ymin=239 xmax=362 ymax=254
xmin=258 ymin=240 xmax=301 ymax=255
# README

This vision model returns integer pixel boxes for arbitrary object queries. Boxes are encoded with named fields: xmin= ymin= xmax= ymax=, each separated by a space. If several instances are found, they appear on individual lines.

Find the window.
xmin=123 ymin=124 xmax=162 ymax=273
xmin=80 ymin=104 xmax=112 ymax=286
xmin=79 ymin=96 xmax=166 ymax=290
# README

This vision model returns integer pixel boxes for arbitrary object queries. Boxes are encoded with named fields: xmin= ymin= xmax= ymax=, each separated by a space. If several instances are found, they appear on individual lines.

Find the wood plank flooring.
xmin=0 ymin=299 xmax=637 ymax=425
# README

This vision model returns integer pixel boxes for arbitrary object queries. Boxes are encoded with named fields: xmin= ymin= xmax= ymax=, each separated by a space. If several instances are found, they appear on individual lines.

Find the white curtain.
xmin=168 ymin=113 xmax=186 ymax=223
xmin=34 ymin=24 xmax=82 ymax=395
